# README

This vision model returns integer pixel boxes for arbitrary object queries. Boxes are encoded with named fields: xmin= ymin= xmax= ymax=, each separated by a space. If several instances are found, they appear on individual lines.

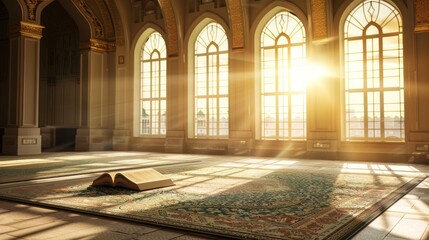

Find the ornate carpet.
xmin=0 ymin=163 xmax=425 ymax=240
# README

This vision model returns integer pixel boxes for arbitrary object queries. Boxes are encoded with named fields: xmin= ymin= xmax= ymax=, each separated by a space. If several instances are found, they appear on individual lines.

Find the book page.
xmin=92 ymin=172 xmax=116 ymax=186
xmin=114 ymin=168 xmax=174 ymax=191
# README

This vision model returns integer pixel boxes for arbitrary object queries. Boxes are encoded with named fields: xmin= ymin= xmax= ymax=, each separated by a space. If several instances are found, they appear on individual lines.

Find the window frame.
xmin=342 ymin=0 xmax=404 ymax=142
xmin=138 ymin=31 xmax=167 ymax=137
xmin=258 ymin=11 xmax=307 ymax=141
xmin=189 ymin=21 xmax=229 ymax=139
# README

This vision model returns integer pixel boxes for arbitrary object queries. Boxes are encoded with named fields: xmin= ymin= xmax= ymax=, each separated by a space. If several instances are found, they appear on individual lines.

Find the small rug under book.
xmin=0 ymin=164 xmax=425 ymax=240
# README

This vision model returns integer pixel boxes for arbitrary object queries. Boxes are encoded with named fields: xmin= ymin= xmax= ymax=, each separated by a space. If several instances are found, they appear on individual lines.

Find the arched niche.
xmin=39 ymin=0 xmax=82 ymax=151
xmin=0 ymin=1 xmax=13 ymax=153
xmin=1 ymin=0 xmax=22 ymax=23
xmin=37 ymin=0 xmax=91 ymax=41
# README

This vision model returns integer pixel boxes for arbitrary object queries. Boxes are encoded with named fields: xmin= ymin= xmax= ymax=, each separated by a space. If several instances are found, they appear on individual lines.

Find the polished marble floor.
xmin=0 ymin=151 xmax=428 ymax=240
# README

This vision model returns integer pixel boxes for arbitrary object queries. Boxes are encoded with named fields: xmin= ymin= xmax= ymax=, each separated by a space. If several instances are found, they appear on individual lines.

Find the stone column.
xmin=408 ymin=0 xmax=429 ymax=162
xmin=227 ymin=48 xmax=253 ymax=155
xmin=112 ymin=51 xmax=131 ymax=151
xmin=306 ymin=0 xmax=339 ymax=159
xmin=164 ymin=55 xmax=185 ymax=153
xmin=75 ymin=39 xmax=114 ymax=151
xmin=2 ymin=21 xmax=43 ymax=155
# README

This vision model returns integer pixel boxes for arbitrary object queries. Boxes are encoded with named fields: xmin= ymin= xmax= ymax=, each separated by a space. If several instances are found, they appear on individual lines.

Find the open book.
xmin=92 ymin=168 xmax=174 ymax=191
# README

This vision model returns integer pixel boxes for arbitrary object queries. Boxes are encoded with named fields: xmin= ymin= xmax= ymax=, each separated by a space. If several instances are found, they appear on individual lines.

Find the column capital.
xmin=416 ymin=0 xmax=429 ymax=33
xmin=80 ymin=39 xmax=115 ymax=52
xmin=9 ymin=21 xmax=44 ymax=39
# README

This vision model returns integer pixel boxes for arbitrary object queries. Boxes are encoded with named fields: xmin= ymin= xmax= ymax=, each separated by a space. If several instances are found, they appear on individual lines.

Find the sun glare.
xmin=305 ymin=62 xmax=331 ymax=84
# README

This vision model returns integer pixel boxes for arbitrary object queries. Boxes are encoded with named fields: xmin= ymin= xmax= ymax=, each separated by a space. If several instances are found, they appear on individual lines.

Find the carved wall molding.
xmin=9 ymin=21 xmax=44 ymax=39
xmin=311 ymin=0 xmax=328 ymax=40
xmin=95 ymin=0 xmax=115 ymax=38
xmin=106 ymin=0 xmax=125 ymax=46
xmin=416 ymin=0 xmax=429 ymax=32
xmin=227 ymin=0 xmax=245 ymax=49
xmin=158 ymin=0 xmax=178 ymax=56
xmin=75 ymin=0 xmax=104 ymax=39
xmin=24 ymin=0 xmax=42 ymax=21
xmin=80 ymin=38 xmax=115 ymax=52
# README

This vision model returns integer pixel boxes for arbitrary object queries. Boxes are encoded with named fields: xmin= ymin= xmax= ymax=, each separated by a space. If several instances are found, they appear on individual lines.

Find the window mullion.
xmin=288 ymin=44 xmax=292 ymax=140
xmin=150 ymin=57 xmax=153 ymax=135
xmin=158 ymin=58 xmax=161 ymax=135
xmin=363 ymin=36 xmax=368 ymax=139
xmin=206 ymin=52 xmax=210 ymax=137
xmin=275 ymin=45 xmax=279 ymax=139
xmin=216 ymin=51 xmax=220 ymax=136
xmin=379 ymin=35 xmax=385 ymax=139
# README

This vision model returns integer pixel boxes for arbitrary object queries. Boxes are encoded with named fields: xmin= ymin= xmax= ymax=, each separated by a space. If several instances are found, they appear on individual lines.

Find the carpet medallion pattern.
xmin=0 ymin=165 xmax=425 ymax=239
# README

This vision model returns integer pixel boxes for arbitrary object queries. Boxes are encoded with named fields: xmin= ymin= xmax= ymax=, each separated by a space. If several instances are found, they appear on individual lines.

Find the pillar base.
xmin=2 ymin=127 xmax=41 ymax=155
xmin=75 ymin=128 xmax=112 ymax=151
xmin=227 ymin=131 xmax=253 ymax=155
xmin=164 ymin=130 xmax=185 ymax=153
xmin=112 ymin=129 xmax=130 ymax=151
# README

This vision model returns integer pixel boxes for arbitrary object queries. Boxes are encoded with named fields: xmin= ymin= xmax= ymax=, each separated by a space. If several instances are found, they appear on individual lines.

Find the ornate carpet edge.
xmin=0 ymin=194 xmax=252 ymax=240
xmin=324 ymin=174 xmax=428 ymax=240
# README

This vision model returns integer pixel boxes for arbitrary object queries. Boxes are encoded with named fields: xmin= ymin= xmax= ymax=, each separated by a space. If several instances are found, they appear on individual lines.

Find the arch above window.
xmin=344 ymin=0 xmax=402 ymax=38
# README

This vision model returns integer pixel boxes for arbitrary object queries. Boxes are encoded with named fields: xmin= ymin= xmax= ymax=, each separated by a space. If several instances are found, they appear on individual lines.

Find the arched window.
xmin=259 ymin=11 xmax=306 ymax=140
xmin=140 ymin=32 xmax=167 ymax=136
xmin=343 ymin=0 xmax=404 ymax=141
xmin=193 ymin=22 xmax=228 ymax=138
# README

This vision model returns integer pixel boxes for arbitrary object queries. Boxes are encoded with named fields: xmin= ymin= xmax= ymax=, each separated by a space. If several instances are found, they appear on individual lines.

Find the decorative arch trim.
xmin=310 ymin=0 xmax=328 ymax=40
xmin=334 ymin=0 xmax=407 ymax=35
xmin=226 ymin=0 xmax=244 ymax=49
xmin=95 ymin=0 xmax=115 ymax=38
xmin=250 ymin=2 xmax=308 ymax=43
xmin=416 ymin=0 xmax=429 ymax=32
xmin=158 ymin=0 xmax=178 ymax=56
xmin=105 ymin=0 xmax=125 ymax=46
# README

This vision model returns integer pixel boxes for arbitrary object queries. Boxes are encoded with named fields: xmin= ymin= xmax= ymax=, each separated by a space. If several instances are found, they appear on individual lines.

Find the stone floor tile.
xmin=0 ymin=234 xmax=18 ymax=240
xmin=0 ymin=226 xmax=17 ymax=235
xmin=173 ymin=234 xmax=215 ymax=240
xmin=421 ymin=225 xmax=429 ymax=240
xmin=387 ymin=218 xmax=428 ymax=240
xmin=45 ymin=228 xmax=131 ymax=240
xmin=8 ymin=221 xmax=94 ymax=240
xmin=352 ymin=212 xmax=403 ymax=240
xmin=0 ymin=212 xmax=40 ymax=225
xmin=9 ymin=216 xmax=62 ymax=229
xmin=136 ymin=229 xmax=185 ymax=240
xmin=402 ymin=214 xmax=429 ymax=221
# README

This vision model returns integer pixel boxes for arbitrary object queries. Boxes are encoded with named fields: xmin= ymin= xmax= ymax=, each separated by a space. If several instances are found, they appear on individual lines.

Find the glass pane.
xmin=140 ymin=32 xmax=167 ymax=136
xmin=344 ymin=0 xmax=404 ymax=141
xmin=194 ymin=22 xmax=228 ymax=138
xmin=260 ymin=11 xmax=306 ymax=140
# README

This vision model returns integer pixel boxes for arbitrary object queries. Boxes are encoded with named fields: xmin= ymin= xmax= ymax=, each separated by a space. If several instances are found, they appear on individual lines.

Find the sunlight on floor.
xmin=0 ymin=159 xmax=62 ymax=167
xmin=0 ymin=152 xmax=428 ymax=240
xmin=340 ymin=163 xmax=423 ymax=175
